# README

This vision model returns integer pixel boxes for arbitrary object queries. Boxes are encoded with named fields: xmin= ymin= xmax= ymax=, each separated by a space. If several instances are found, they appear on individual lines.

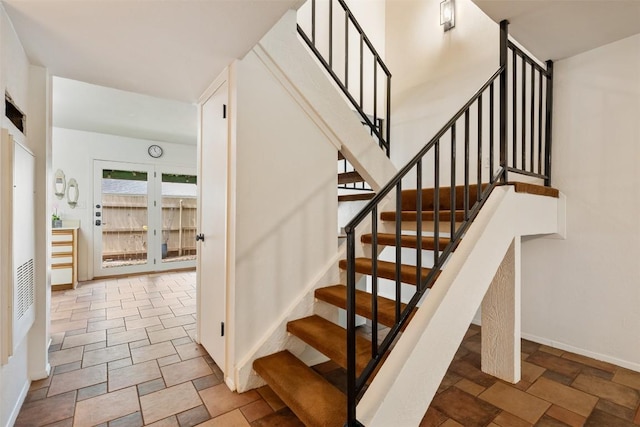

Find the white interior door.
xmin=197 ymin=81 xmax=229 ymax=372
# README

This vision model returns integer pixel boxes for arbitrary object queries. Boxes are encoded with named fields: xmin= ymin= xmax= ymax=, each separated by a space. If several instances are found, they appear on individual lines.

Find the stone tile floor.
xmin=15 ymin=271 xmax=640 ymax=426
xmin=16 ymin=271 xmax=302 ymax=427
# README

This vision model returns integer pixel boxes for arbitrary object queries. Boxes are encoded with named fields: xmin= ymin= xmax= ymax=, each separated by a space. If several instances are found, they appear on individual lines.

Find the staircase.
xmin=254 ymin=184 xmax=462 ymax=427
xmin=251 ymin=3 xmax=558 ymax=425
xmin=254 ymin=183 xmax=559 ymax=426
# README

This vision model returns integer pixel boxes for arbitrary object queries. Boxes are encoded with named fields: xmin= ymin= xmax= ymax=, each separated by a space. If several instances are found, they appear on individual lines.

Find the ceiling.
xmin=472 ymin=0 xmax=640 ymax=61
xmin=53 ymin=77 xmax=197 ymax=145
xmin=3 ymin=0 xmax=302 ymax=103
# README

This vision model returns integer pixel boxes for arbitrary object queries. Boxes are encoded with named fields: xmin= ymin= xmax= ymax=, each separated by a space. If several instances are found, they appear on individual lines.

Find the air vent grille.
xmin=16 ymin=258 xmax=34 ymax=319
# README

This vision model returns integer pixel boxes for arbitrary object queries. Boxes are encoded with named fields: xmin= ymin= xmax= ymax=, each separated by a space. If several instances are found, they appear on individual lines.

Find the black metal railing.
xmin=342 ymin=20 xmax=553 ymax=425
xmin=297 ymin=0 xmax=391 ymax=157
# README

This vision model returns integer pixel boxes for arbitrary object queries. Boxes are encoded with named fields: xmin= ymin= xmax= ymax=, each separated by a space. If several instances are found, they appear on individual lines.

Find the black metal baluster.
xmin=311 ymin=0 xmax=316 ymax=45
xmin=464 ymin=110 xmax=470 ymax=221
xmin=344 ymin=11 xmax=349 ymax=89
xmin=490 ymin=83 xmax=495 ymax=182
xmin=522 ymin=55 xmax=526 ymax=170
xmin=477 ymin=95 xmax=483 ymax=202
xmin=416 ymin=160 xmax=423 ymax=292
xmin=371 ymin=207 xmax=378 ymax=357
xmin=512 ymin=49 xmax=517 ymax=169
xmin=328 ymin=0 xmax=333 ymax=67
xmin=450 ymin=124 xmax=456 ymax=238
xmin=395 ymin=182 xmax=402 ymax=323
xmin=530 ymin=63 xmax=535 ymax=172
xmin=386 ymin=74 xmax=391 ymax=156
xmin=359 ymin=34 xmax=364 ymax=109
xmin=373 ymin=58 xmax=378 ymax=130
xmin=538 ymin=71 xmax=543 ymax=175
xmin=346 ymin=230 xmax=356 ymax=426
xmin=434 ymin=139 xmax=440 ymax=266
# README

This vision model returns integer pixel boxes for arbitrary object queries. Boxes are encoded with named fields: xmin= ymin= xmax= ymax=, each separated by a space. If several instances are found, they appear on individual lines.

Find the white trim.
xmin=198 ymin=67 xmax=229 ymax=105
xmin=4 ymin=379 xmax=29 ymax=427
xmin=521 ymin=332 xmax=640 ymax=373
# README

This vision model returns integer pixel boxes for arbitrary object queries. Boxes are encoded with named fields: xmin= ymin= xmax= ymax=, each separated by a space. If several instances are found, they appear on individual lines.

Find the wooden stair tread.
xmin=338 ymin=151 xmax=345 ymax=161
xmin=253 ymin=350 xmax=346 ymax=427
xmin=338 ymin=192 xmax=375 ymax=202
xmin=505 ymin=181 xmax=559 ymax=198
xmin=338 ymin=171 xmax=365 ymax=185
xmin=380 ymin=210 xmax=466 ymax=222
xmin=361 ymin=233 xmax=451 ymax=250
xmin=315 ymin=284 xmax=412 ymax=329
xmin=287 ymin=315 xmax=371 ymax=374
xmin=338 ymin=258 xmax=434 ymax=286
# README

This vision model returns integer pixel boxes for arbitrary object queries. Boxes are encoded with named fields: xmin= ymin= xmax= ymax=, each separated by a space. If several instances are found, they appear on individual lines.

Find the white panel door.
xmin=198 ymin=81 xmax=229 ymax=373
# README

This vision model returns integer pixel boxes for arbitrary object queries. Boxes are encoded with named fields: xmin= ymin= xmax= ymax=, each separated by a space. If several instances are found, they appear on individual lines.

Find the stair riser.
xmin=399 ymin=184 xmax=489 ymax=212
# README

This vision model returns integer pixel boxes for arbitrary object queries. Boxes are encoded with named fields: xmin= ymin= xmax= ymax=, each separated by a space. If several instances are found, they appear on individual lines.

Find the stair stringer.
xmin=235 ymin=193 xmax=396 ymax=393
xmin=255 ymin=9 xmax=397 ymax=192
xmin=358 ymin=185 xmax=566 ymax=426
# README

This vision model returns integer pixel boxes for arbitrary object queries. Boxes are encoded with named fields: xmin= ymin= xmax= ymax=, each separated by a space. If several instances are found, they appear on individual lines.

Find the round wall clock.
xmin=148 ymin=144 xmax=163 ymax=158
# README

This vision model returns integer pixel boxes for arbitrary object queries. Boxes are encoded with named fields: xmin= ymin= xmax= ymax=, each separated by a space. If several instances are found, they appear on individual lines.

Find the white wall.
xmin=232 ymin=48 xmax=337 ymax=365
xmin=0 ymin=4 xmax=50 ymax=426
xmin=386 ymin=0 xmax=499 ymax=169
xmin=52 ymin=127 xmax=196 ymax=280
xmin=521 ymin=34 xmax=640 ymax=370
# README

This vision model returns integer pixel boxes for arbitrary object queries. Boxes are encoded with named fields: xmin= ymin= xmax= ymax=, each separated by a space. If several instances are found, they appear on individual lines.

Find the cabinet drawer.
xmin=52 ymin=245 xmax=72 ymax=254
xmin=52 ymin=255 xmax=73 ymax=265
xmin=52 ymin=267 xmax=73 ymax=285
xmin=52 ymin=232 xmax=73 ymax=243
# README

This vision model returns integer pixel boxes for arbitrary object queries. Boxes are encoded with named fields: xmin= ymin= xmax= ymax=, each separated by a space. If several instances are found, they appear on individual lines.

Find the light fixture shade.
xmin=440 ymin=0 xmax=455 ymax=31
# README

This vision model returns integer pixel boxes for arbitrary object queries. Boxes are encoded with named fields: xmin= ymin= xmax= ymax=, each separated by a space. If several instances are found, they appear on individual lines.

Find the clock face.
xmin=148 ymin=144 xmax=163 ymax=158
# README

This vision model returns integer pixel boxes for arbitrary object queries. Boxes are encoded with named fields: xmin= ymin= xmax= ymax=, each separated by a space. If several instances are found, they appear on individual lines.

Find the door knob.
xmin=195 ymin=233 xmax=205 ymax=242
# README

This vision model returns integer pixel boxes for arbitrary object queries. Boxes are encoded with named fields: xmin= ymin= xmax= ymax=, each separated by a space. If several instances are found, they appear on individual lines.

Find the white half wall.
xmin=232 ymin=46 xmax=338 ymax=387
xmin=521 ymin=34 xmax=640 ymax=371
xmin=52 ymin=127 xmax=196 ymax=280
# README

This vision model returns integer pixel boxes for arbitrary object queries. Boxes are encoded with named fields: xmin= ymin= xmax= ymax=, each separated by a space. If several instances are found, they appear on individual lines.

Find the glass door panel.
xmin=94 ymin=160 xmax=155 ymax=277
xmin=161 ymin=174 xmax=197 ymax=264
xmin=101 ymin=169 xmax=149 ymax=269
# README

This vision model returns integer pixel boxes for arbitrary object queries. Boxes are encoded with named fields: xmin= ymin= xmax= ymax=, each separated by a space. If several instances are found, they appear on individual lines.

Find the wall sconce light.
xmin=440 ymin=0 xmax=455 ymax=32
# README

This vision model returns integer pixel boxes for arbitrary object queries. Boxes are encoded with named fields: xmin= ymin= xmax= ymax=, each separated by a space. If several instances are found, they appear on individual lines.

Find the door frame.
xmin=93 ymin=160 xmax=198 ymax=277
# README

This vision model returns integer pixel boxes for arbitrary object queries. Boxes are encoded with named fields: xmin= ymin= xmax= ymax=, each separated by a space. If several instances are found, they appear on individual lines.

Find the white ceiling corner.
xmin=471 ymin=0 xmax=640 ymax=61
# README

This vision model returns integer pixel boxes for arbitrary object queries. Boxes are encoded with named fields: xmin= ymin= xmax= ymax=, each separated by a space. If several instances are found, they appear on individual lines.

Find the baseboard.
xmin=5 ymin=379 xmax=30 ymax=427
xmin=521 ymin=332 xmax=640 ymax=373
xmin=471 ymin=319 xmax=640 ymax=373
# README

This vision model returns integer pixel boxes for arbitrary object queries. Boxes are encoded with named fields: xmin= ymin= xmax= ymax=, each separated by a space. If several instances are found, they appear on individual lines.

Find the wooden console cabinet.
xmin=51 ymin=228 xmax=78 ymax=290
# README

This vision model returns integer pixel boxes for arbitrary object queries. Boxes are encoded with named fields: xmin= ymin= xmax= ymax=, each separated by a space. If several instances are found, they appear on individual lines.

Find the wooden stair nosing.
xmin=315 ymin=284 xmax=414 ymax=330
xmin=253 ymin=350 xmax=346 ymax=427
xmin=287 ymin=315 xmax=371 ymax=374
xmin=338 ymin=258 xmax=434 ymax=286
xmin=338 ymin=171 xmax=365 ymax=185
xmin=361 ymin=233 xmax=451 ymax=250
xmin=338 ymin=192 xmax=375 ymax=202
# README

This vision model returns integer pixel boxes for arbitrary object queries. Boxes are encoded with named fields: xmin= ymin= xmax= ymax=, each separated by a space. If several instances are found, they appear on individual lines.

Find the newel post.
xmin=499 ymin=20 xmax=509 ymax=183
xmin=544 ymin=60 xmax=554 ymax=187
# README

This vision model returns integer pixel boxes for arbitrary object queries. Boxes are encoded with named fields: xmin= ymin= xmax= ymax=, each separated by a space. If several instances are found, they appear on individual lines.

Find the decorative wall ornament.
xmin=67 ymin=178 xmax=79 ymax=208
xmin=54 ymin=169 xmax=66 ymax=199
